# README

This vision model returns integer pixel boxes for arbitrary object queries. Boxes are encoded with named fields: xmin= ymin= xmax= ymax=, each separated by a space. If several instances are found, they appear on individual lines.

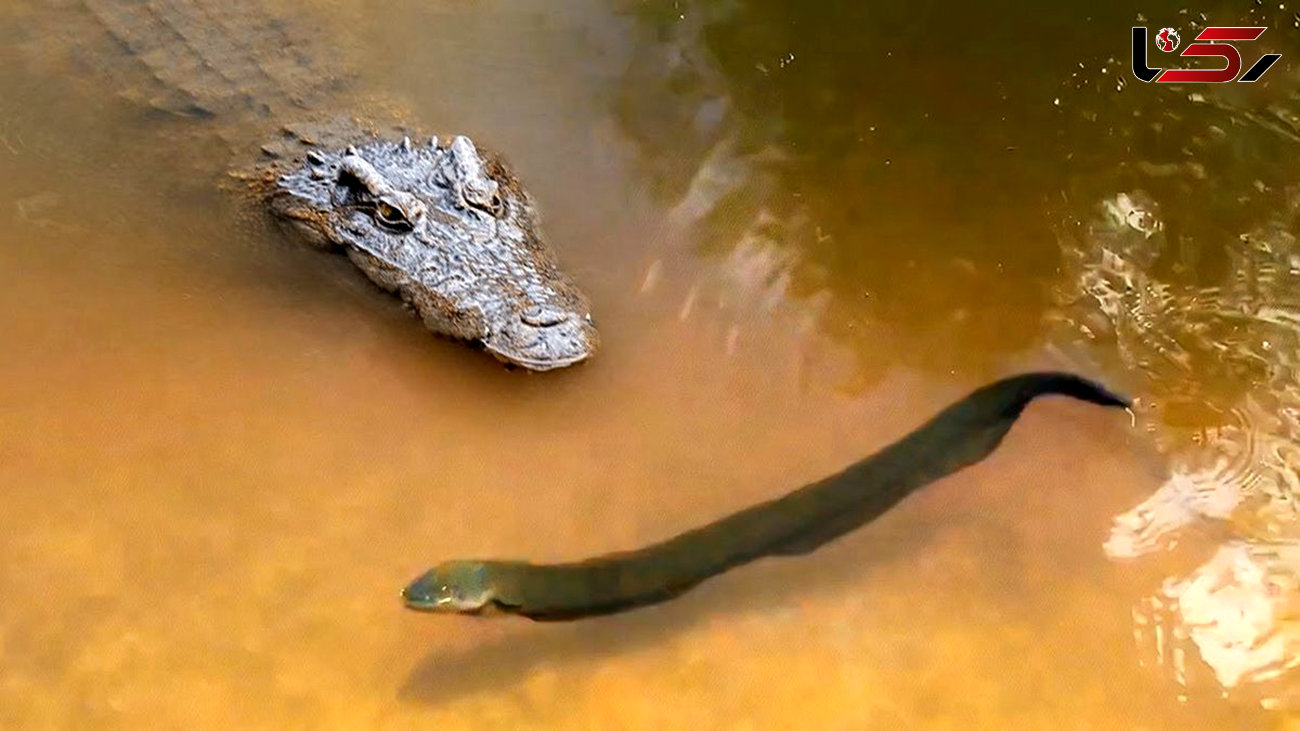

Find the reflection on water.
xmin=1047 ymin=8 xmax=1300 ymax=702
xmin=621 ymin=0 xmax=1300 ymax=708
xmin=0 ymin=0 xmax=1293 ymax=726
xmin=615 ymin=0 xmax=1144 ymax=386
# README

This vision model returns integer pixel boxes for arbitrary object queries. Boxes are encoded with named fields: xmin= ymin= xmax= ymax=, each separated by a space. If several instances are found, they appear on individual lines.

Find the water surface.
xmin=0 ymin=0 xmax=1293 ymax=727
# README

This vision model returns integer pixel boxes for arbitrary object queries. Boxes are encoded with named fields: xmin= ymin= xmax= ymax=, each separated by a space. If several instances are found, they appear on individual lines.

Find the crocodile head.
xmin=269 ymin=133 xmax=598 ymax=371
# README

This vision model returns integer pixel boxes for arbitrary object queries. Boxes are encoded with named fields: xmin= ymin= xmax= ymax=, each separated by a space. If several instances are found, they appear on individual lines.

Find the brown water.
xmin=0 ymin=0 xmax=1294 ymax=727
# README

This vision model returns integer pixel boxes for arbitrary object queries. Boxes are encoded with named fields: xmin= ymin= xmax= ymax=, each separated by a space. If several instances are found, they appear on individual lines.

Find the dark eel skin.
xmin=403 ymin=372 xmax=1129 ymax=620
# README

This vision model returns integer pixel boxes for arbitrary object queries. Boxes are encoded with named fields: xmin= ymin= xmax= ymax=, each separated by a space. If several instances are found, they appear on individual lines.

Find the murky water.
xmin=1 ymin=0 xmax=1297 ymax=727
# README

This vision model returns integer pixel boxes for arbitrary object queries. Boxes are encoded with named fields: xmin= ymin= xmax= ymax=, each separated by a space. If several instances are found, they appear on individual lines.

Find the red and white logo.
xmin=1132 ymin=26 xmax=1281 ymax=83
xmin=1155 ymin=28 xmax=1180 ymax=52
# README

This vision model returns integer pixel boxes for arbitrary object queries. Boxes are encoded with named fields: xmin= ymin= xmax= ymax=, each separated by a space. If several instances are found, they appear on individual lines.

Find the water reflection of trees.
xmin=612 ymin=0 xmax=1300 ymax=385
xmin=615 ymin=0 xmax=1300 ymax=702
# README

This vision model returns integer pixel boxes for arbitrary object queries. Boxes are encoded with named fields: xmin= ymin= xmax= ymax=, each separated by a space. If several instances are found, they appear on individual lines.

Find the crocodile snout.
xmin=485 ymin=309 xmax=598 ymax=371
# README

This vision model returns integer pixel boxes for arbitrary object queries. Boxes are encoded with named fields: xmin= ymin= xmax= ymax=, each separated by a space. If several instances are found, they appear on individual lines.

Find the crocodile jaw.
xmin=268 ymin=131 xmax=598 ymax=371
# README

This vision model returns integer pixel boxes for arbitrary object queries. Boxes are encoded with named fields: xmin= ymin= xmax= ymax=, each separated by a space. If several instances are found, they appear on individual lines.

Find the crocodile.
xmin=23 ymin=0 xmax=599 ymax=371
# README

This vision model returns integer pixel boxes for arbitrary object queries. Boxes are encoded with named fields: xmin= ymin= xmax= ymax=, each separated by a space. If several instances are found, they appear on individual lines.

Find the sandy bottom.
xmin=0 ymin=207 xmax=1264 ymax=727
xmin=0 ymin=0 xmax=1291 ymax=725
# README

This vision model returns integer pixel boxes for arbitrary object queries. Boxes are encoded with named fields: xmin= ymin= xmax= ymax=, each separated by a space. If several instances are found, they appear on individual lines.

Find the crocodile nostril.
xmin=521 ymin=305 xmax=570 ymax=328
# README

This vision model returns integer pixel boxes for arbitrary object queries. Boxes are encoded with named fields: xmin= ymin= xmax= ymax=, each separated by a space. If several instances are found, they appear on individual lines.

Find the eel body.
xmin=403 ymin=372 xmax=1129 ymax=620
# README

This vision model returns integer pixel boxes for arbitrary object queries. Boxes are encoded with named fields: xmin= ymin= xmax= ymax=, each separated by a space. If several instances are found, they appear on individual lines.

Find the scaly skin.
xmin=29 ymin=0 xmax=598 ymax=370
xmin=266 ymin=126 xmax=599 ymax=370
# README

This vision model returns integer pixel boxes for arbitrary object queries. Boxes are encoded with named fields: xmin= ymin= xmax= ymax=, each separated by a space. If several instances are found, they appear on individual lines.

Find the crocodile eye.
xmin=374 ymin=200 xmax=413 ymax=232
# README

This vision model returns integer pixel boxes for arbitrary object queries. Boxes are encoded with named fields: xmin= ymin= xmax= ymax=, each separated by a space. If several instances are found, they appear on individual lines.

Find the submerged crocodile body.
xmin=29 ymin=0 xmax=598 ymax=370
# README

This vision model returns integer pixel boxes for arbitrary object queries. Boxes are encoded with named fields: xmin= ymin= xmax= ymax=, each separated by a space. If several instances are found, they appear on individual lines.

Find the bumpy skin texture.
xmin=269 ymin=132 xmax=598 ymax=370
xmin=33 ymin=0 xmax=599 ymax=371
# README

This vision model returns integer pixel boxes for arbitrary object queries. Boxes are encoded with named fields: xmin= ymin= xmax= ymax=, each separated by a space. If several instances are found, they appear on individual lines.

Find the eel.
xmin=402 ymin=372 xmax=1129 ymax=620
